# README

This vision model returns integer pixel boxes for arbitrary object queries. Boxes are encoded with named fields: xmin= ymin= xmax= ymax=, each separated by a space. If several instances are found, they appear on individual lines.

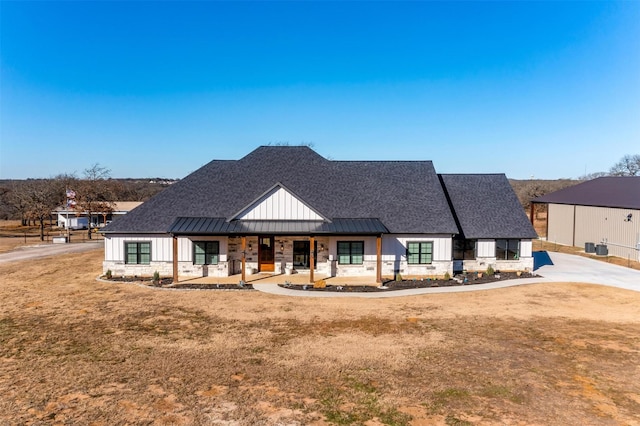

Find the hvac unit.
xmin=585 ymin=242 xmax=596 ymax=253
xmin=595 ymin=244 xmax=608 ymax=256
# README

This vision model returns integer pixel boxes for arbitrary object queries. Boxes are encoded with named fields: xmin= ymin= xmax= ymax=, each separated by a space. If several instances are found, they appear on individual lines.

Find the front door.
xmin=293 ymin=240 xmax=317 ymax=269
xmin=258 ymin=236 xmax=275 ymax=272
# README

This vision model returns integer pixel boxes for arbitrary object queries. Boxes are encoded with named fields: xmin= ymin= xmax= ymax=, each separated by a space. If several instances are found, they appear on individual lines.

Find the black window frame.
xmin=337 ymin=241 xmax=364 ymax=265
xmin=407 ymin=241 xmax=433 ymax=264
xmin=193 ymin=241 xmax=220 ymax=265
xmin=453 ymin=239 xmax=477 ymax=260
xmin=125 ymin=241 xmax=151 ymax=265
xmin=496 ymin=239 xmax=520 ymax=260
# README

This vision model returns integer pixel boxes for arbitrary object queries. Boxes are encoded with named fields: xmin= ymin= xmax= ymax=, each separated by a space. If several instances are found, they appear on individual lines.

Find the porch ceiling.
xmin=168 ymin=217 xmax=388 ymax=235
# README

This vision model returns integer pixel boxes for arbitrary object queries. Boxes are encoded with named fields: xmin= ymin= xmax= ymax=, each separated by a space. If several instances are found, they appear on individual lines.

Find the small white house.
xmin=102 ymin=146 xmax=537 ymax=282
xmin=55 ymin=201 xmax=142 ymax=229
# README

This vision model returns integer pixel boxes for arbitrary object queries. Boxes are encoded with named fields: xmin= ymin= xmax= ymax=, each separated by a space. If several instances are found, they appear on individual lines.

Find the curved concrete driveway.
xmin=535 ymin=251 xmax=640 ymax=292
xmin=0 ymin=241 xmax=102 ymax=264
xmin=253 ymin=252 xmax=640 ymax=298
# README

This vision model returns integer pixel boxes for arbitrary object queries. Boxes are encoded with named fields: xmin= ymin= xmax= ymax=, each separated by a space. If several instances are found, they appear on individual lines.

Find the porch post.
xmin=376 ymin=235 xmax=382 ymax=284
xmin=309 ymin=236 xmax=315 ymax=284
xmin=172 ymin=235 xmax=179 ymax=283
xmin=241 ymin=236 xmax=246 ymax=282
xmin=530 ymin=203 xmax=535 ymax=226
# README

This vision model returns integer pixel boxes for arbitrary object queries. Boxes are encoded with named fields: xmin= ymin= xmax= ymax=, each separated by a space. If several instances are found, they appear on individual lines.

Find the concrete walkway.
xmin=252 ymin=252 xmax=640 ymax=298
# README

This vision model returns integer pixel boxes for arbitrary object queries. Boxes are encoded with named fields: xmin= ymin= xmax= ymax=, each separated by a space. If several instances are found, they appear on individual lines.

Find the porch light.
xmin=280 ymin=244 xmax=284 ymax=252
xmin=320 ymin=244 xmax=325 ymax=251
xmin=248 ymin=244 xmax=252 ymax=251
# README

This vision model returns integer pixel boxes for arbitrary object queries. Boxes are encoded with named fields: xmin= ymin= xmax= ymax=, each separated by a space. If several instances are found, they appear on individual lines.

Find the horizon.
xmin=2 ymin=2 xmax=639 ymax=180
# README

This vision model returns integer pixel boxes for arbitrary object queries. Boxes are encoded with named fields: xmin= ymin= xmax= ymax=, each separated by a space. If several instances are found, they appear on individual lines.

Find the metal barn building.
xmin=532 ymin=177 xmax=640 ymax=261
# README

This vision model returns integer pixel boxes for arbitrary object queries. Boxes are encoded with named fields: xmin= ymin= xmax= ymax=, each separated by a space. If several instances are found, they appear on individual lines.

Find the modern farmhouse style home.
xmin=102 ymin=146 xmax=537 ymax=283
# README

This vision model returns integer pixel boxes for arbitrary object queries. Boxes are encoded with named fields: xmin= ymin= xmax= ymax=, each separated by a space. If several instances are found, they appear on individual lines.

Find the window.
xmin=496 ymin=239 xmax=520 ymax=260
xmin=337 ymin=241 xmax=364 ymax=265
xmin=407 ymin=241 xmax=433 ymax=264
xmin=453 ymin=239 xmax=476 ymax=260
xmin=125 ymin=242 xmax=151 ymax=264
xmin=194 ymin=241 xmax=219 ymax=265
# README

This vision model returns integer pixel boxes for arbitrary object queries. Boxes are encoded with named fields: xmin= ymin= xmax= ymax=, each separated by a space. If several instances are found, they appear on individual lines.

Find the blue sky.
xmin=1 ymin=1 xmax=639 ymax=180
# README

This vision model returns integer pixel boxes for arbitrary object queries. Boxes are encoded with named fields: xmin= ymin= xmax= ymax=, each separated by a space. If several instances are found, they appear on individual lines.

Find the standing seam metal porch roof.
xmin=168 ymin=217 xmax=389 ymax=235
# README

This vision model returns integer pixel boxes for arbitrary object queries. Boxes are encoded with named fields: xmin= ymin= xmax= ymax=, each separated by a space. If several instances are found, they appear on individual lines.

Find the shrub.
xmin=395 ymin=272 xmax=403 ymax=282
xmin=486 ymin=265 xmax=495 ymax=276
xmin=443 ymin=271 xmax=451 ymax=280
xmin=153 ymin=271 xmax=160 ymax=282
xmin=105 ymin=269 xmax=112 ymax=279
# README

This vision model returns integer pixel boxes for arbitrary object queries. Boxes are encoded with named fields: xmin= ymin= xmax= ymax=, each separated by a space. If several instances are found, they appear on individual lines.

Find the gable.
xmin=233 ymin=185 xmax=325 ymax=221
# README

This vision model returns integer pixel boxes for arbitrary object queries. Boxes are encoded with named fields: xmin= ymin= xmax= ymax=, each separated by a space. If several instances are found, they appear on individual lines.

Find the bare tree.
xmin=74 ymin=164 xmax=115 ymax=240
xmin=20 ymin=179 xmax=65 ymax=240
xmin=609 ymin=154 xmax=640 ymax=176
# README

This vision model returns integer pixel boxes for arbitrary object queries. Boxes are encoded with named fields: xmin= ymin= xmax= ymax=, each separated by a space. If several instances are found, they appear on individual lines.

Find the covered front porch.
xmin=168 ymin=217 xmax=388 ymax=285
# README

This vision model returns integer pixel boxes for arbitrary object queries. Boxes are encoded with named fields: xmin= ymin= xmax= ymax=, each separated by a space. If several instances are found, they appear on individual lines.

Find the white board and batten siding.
xmin=475 ymin=240 xmax=533 ymax=259
xmin=476 ymin=240 xmax=495 ymax=258
xmin=381 ymin=234 xmax=452 ymax=261
xmin=104 ymin=234 xmax=173 ymax=262
xmin=177 ymin=236 xmax=228 ymax=262
xmin=236 ymin=186 xmax=323 ymax=220
xmin=105 ymin=234 xmax=228 ymax=263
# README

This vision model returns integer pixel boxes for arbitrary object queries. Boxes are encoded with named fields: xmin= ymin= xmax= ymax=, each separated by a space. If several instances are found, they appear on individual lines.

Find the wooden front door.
xmin=258 ymin=236 xmax=275 ymax=272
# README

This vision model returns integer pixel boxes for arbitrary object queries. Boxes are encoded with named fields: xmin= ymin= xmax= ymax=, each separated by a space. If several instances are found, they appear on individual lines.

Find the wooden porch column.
xmin=241 ymin=236 xmax=246 ymax=282
xmin=172 ymin=235 xmax=179 ymax=283
xmin=376 ymin=235 xmax=382 ymax=284
xmin=309 ymin=236 xmax=315 ymax=283
xmin=530 ymin=203 xmax=535 ymax=226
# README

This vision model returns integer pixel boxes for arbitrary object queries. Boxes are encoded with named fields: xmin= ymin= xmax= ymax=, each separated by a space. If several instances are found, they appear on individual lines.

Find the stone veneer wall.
xmin=461 ymin=257 xmax=534 ymax=273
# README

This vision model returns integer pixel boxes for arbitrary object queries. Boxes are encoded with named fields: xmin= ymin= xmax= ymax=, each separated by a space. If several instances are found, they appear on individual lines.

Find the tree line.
xmin=1 ymin=154 xmax=637 ymax=241
xmin=0 ymin=164 xmax=174 ymax=241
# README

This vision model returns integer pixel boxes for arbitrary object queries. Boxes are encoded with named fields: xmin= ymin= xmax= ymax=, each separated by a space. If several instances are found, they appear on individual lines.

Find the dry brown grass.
xmin=1 ymin=249 xmax=640 ymax=425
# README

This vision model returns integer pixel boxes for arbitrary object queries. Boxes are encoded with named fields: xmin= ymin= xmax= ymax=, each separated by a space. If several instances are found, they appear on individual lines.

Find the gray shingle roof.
xmin=104 ymin=146 xmax=459 ymax=235
xmin=440 ymin=174 xmax=538 ymax=239
xmin=532 ymin=176 xmax=640 ymax=210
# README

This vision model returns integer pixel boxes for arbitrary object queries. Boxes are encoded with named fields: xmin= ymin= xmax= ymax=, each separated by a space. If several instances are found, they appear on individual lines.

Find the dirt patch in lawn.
xmin=1 ymin=250 xmax=640 ymax=425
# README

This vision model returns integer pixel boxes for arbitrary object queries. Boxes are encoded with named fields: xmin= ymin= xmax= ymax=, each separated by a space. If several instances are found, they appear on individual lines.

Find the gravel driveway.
xmin=0 ymin=241 xmax=102 ymax=265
